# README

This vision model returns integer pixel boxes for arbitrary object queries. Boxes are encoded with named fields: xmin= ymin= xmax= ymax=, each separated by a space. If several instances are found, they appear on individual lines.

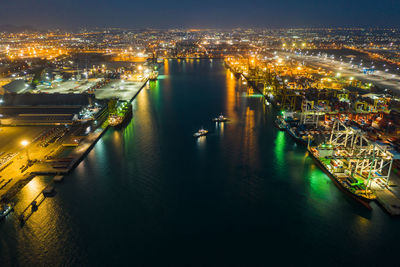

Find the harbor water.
xmin=0 ymin=59 xmax=399 ymax=266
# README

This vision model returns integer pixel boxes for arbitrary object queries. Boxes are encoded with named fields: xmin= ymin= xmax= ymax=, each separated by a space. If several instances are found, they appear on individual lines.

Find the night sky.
xmin=0 ymin=0 xmax=399 ymax=29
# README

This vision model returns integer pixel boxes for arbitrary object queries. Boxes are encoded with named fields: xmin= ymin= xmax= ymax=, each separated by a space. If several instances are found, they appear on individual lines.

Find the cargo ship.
xmin=308 ymin=143 xmax=376 ymax=208
xmin=149 ymin=71 xmax=159 ymax=81
xmin=286 ymin=126 xmax=310 ymax=145
xmin=276 ymin=114 xmax=314 ymax=145
xmin=108 ymin=101 xmax=132 ymax=128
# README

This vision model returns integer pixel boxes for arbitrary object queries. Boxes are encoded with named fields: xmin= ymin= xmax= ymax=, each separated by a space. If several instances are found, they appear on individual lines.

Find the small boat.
xmin=0 ymin=204 xmax=12 ymax=220
xmin=194 ymin=128 xmax=209 ymax=138
xmin=213 ymin=114 xmax=229 ymax=122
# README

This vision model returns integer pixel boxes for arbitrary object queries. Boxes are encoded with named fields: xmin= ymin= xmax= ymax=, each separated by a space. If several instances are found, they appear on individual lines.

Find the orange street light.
xmin=21 ymin=140 xmax=30 ymax=163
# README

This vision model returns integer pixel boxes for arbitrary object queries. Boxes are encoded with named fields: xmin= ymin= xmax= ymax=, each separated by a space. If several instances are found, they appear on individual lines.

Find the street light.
xmin=21 ymin=140 xmax=30 ymax=163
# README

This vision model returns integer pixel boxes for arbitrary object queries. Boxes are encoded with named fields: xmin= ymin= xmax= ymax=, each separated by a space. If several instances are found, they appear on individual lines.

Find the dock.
xmin=42 ymin=185 xmax=55 ymax=196
xmin=371 ymin=182 xmax=400 ymax=215
xmin=225 ymin=58 xmax=400 ymax=216
xmin=0 ymin=76 xmax=151 ymax=211
xmin=53 ymin=175 xmax=64 ymax=182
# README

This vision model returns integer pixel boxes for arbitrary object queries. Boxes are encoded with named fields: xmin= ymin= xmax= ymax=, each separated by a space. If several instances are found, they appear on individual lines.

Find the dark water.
xmin=1 ymin=59 xmax=399 ymax=266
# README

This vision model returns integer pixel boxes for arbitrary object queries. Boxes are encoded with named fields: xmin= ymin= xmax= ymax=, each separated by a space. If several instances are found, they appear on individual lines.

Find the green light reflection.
xmin=308 ymin=166 xmax=331 ymax=200
xmin=274 ymin=131 xmax=285 ymax=168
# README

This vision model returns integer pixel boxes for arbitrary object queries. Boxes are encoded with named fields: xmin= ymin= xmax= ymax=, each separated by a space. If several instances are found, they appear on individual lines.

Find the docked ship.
xmin=286 ymin=124 xmax=314 ymax=146
xmin=286 ymin=126 xmax=308 ymax=145
xmin=108 ymin=101 xmax=132 ymax=128
xmin=308 ymin=144 xmax=376 ymax=208
xmin=276 ymin=113 xmax=314 ymax=145
xmin=149 ymin=70 xmax=159 ymax=81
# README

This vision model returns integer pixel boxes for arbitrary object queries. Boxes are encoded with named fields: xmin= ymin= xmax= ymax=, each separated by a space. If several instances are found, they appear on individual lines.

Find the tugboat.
xmin=193 ymin=128 xmax=209 ymax=138
xmin=108 ymin=100 xmax=133 ymax=128
xmin=0 ymin=204 xmax=12 ymax=220
xmin=274 ymin=116 xmax=287 ymax=131
xmin=213 ymin=114 xmax=229 ymax=123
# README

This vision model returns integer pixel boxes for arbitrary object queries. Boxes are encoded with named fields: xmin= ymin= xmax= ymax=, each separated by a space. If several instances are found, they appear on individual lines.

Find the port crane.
xmin=327 ymin=119 xmax=396 ymax=186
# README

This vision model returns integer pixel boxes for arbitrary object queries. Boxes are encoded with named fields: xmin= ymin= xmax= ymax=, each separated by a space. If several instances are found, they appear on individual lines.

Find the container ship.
xmin=308 ymin=143 xmax=376 ymax=208
xmin=275 ymin=114 xmax=314 ymax=145
xmin=108 ymin=101 xmax=132 ymax=128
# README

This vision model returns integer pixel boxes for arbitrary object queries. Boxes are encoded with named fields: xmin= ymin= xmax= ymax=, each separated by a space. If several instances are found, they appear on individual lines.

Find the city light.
xmin=20 ymin=140 xmax=29 ymax=147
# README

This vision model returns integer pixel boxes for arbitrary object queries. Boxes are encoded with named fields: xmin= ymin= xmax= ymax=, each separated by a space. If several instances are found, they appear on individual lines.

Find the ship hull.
xmin=307 ymin=148 xmax=372 ymax=209
xmin=287 ymin=127 xmax=308 ymax=145
xmin=274 ymin=120 xmax=287 ymax=131
xmin=109 ymin=105 xmax=133 ymax=129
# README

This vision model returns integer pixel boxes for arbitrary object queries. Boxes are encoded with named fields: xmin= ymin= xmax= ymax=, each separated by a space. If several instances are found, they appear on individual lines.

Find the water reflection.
xmin=215 ymin=121 xmax=224 ymax=135
xmin=163 ymin=59 xmax=169 ymax=75
xmin=243 ymin=107 xmax=257 ymax=166
xmin=196 ymin=136 xmax=206 ymax=150
xmin=225 ymin=70 xmax=236 ymax=120
xmin=274 ymin=131 xmax=285 ymax=168
xmin=16 ymin=177 xmax=46 ymax=211
xmin=148 ymin=79 xmax=161 ymax=108
xmin=307 ymin=167 xmax=331 ymax=200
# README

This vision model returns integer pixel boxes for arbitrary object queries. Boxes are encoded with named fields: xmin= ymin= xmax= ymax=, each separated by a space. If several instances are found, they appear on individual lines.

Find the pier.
xmin=225 ymin=58 xmax=400 ymax=216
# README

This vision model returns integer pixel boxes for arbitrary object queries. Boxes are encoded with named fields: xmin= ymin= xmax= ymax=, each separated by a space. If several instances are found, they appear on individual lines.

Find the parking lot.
xmin=94 ymin=80 xmax=145 ymax=100
xmin=35 ymin=78 xmax=146 ymax=101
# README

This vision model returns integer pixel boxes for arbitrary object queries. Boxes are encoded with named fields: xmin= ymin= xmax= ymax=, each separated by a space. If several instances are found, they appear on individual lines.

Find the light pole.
xmin=21 ymin=140 xmax=30 ymax=163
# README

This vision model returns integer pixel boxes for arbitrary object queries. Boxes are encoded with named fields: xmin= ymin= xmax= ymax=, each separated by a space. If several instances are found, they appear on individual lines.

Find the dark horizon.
xmin=1 ymin=0 xmax=400 ymax=30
